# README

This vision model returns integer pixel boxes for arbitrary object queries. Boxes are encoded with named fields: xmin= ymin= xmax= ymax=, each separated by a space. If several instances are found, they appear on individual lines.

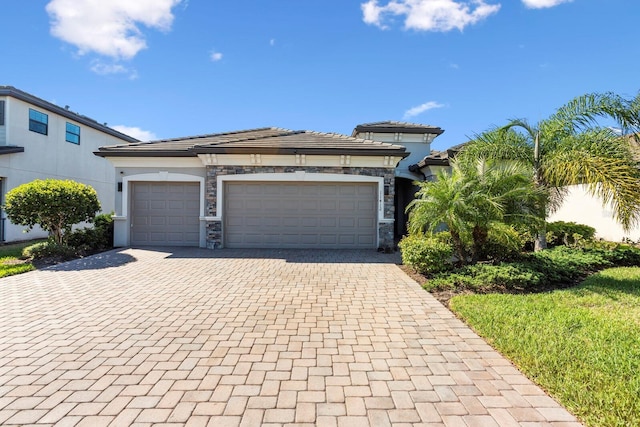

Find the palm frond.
xmin=548 ymin=92 xmax=640 ymax=135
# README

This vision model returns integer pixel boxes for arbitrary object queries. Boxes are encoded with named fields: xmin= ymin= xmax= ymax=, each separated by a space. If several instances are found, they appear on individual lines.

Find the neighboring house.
xmin=95 ymin=127 xmax=422 ymax=249
xmin=351 ymin=121 xmax=444 ymax=238
xmin=0 ymin=86 xmax=138 ymax=242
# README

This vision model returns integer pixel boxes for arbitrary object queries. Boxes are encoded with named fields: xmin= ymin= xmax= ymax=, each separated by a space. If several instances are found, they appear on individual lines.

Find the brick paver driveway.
xmin=0 ymin=248 xmax=581 ymax=426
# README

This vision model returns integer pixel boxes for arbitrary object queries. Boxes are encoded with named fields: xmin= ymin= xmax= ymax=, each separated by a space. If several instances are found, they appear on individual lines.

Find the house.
xmin=0 ymin=86 xmax=138 ymax=242
xmin=94 ymin=123 xmax=442 ymax=250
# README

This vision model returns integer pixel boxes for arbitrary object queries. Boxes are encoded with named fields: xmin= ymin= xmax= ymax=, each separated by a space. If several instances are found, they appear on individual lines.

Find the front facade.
xmin=96 ymin=128 xmax=408 ymax=250
xmin=352 ymin=122 xmax=444 ymax=239
xmin=0 ymin=86 xmax=138 ymax=242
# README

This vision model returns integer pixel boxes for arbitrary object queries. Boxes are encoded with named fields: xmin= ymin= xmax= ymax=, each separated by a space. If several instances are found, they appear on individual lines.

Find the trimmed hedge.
xmin=425 ymin=244 xmax=640 ymax=293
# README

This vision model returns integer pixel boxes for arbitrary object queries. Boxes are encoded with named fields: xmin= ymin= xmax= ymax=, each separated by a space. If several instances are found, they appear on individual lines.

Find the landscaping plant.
xmin=4 ymin=179 xmax=101 ymax=245
xmin=406 ymin=158 xmax=542 ymax=265
xmin=457 ymin=91 xmax=640 ymax=250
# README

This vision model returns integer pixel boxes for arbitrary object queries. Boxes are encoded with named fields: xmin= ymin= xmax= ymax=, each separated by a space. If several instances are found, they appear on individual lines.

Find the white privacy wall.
xmin=548 ymin=184 xmax=640 ymax=242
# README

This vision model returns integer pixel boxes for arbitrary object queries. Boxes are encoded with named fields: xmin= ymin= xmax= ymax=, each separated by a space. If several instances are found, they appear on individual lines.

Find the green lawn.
xmin=449 ymin=267 xmax=640 ymax=427
xmin=0 ymin=241 xmax=36 ymax=277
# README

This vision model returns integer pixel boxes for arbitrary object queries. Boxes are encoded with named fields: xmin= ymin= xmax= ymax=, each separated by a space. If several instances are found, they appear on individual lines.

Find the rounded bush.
xmin=399 ymin=234 xmax=453 ymax=274
xmin=22 ymin=241 xmax=77 ymax=260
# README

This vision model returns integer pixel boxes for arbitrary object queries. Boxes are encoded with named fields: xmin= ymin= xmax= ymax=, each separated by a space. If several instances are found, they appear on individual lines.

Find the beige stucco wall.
xmin=548 ymin=184 xmax=640 ymax=242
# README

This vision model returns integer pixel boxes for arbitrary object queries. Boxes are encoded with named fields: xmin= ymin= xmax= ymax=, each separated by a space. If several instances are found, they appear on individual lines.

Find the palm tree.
xmin=407 ymin=158 xmax=542 ymax=264
xmin=457 ymin=92 xmax=640 ymax=250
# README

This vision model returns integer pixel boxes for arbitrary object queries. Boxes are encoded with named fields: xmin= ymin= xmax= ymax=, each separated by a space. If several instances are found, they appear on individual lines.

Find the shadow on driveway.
xmin=154 ymin=247 xmax=403 ymax=264
xmin=44 ymin=249 xmax=137 ymax=271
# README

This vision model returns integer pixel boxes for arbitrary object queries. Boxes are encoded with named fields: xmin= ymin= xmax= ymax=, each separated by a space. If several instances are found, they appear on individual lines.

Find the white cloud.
xmin=522 ymin=0 xmax=572 ymax=8
xmin=361 ymin=0 xmax=501 ymax=32
xmin=90 ymin=61 xmax=138 ymax=79
xmin=270 ymin=39 xmax=276 ymax=46
xmin=46 ymin=0 xmax=182 ymax=60
xmin=112 ymin=125 xmax=157 ymax=141
xmin=403 ymin=101 xmax=444 ymax=119
xmin=210 ymin=51 xmax=223 ymax=62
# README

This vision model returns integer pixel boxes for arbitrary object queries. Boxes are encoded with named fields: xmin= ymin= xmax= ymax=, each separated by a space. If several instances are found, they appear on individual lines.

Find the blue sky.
xmin=3 ymin=0 xmax=638 ymax=150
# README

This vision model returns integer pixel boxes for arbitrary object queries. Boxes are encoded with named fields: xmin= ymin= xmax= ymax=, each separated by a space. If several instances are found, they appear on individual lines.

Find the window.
xmin=0 ymin=101 xmax=5 ymax=126
xmin=29 ymin=109 xmax=48 ymax=135
xmin=66 ymin=122 xmax=80 ymax=144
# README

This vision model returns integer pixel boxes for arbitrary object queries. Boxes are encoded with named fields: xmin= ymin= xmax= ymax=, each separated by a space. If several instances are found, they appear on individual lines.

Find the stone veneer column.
xmin=205 ymin=166 xmax=396 ymax=249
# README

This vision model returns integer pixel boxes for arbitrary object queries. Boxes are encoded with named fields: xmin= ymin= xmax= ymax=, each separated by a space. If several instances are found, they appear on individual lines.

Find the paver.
xmin=0 ymin=248 xmax=583 ymax=425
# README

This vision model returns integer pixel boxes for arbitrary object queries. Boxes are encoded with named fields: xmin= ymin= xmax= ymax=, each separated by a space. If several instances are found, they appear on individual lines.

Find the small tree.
xmin=4 ymin=179 xmax=101 ymax=244
xmin=406 ymin=158 xmax=543 ymax=264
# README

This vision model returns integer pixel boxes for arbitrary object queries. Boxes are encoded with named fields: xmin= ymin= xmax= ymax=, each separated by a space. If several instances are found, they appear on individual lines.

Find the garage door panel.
xmin=318 ymin=218 xmax=337 ymax=227
xmin=131 ymin=182 xmax=200 ymax=247
xmin=318 ymin=235 xmax=338 ymax=245
xmin=225 ymin=181 xmax=377 ymax=249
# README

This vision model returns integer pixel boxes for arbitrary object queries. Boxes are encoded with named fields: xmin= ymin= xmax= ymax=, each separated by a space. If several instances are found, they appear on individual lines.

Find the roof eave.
xmin=0 ymin=146 xmax=25 ymax=155
xmin=353 ymin=125 xmax=444 ymax=136
xmin=190 ymin=147 xmax=409 ymax=158
xmin=94 ymin=150 xmax=195 ymax=158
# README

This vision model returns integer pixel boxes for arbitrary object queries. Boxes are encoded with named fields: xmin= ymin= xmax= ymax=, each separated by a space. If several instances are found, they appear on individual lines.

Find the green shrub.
xmin=425 ymin=245 xmax=626 ymax=293
xmin=399 ymin=234 xmax=453 ymax=274
xmin=426 ymin=263 xmax=544 ymax=292
xmin=481 ymin=226 xmax=524 ymax=262
xmin=22 ymin=240 xmax=77 ymax=260
xmin=546 ymin=221 xmax=595 ymax=247
xmin=4 ymin=179 xmax=100 ymax=244
xmin=67 ymin=213 xmax=114 ymax=253
xmin=585 ymin=242 xmax=640 ymax=267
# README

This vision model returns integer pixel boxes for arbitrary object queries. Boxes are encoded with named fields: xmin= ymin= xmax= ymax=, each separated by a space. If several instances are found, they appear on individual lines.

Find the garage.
xmin=130 ymin=182 xmax=200 ymax=246
xmin=224 ymin=181 xmax=378 ymax=248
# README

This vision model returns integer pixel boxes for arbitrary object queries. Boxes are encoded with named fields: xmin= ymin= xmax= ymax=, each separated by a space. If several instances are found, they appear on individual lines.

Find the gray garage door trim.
xmin=224 ymin=181 xmax=378 ymax=249
xmin=130 ymin=181 xmax=201 ymax=246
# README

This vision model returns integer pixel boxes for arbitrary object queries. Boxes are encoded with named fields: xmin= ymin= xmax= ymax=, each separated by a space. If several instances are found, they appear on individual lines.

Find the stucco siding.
xmin=0 ymin=96 xmax=131 ymax=242
xmin=549 ymin=184 xmax=640 ymax=242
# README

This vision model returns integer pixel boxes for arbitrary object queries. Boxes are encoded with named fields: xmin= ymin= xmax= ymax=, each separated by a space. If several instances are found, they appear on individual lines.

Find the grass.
xmin=449 ymin=267 xmax=640 ymax=427
xmin=0 ymin=241 xmax=37 ymax=277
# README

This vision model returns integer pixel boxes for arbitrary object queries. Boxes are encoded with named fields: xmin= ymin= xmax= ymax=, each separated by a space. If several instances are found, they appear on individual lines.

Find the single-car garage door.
xmin=130 ymin=182 xmax=200 ymax=246
xmin=224 ymin=181 xmax=377 ymax=248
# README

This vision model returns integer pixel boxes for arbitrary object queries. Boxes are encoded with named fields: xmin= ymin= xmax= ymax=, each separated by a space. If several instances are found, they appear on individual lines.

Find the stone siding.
xmin=205 ymin=165 xmax=396 ymax=249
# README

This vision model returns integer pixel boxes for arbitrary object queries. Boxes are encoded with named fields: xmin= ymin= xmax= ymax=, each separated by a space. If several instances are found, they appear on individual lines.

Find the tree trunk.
xmin=534 ymin=230 xmax=547 ymax=252
xmin=533 ymin=131 xmax=548 ymax=252
xmin=450 ymin=230 xmax=467 ymax=266
xmin=471 ymin=226 xmax=488 ymax=264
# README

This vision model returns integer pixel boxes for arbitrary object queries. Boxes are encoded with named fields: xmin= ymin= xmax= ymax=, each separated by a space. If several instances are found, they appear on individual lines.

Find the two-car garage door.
xmin=224 ymin=182 xmax=378 ymax=249
xmin=129 ymin=180 xmax=378 ymax=248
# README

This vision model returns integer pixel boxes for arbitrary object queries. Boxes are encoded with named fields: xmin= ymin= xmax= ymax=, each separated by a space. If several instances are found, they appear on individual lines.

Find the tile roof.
xmin=95 ymin=127 xmax=409 ymax=158
xmin=414 ymin=150 xmax=450 ymax=167
xmin=352 ymin=120 xmax=444 ymax=136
